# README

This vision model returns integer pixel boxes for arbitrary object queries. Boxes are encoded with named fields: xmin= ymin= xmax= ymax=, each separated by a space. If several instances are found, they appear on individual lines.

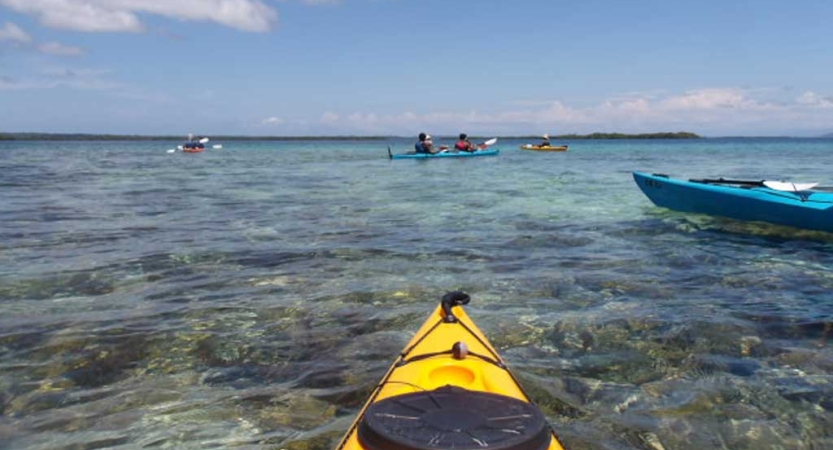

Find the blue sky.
xmin=1 ymin=0 xmax=832 ymax=137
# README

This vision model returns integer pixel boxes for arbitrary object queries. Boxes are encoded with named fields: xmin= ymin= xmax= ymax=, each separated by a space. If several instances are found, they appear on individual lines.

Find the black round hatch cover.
xmin=357 ymin=386 xmax=551 ymax=450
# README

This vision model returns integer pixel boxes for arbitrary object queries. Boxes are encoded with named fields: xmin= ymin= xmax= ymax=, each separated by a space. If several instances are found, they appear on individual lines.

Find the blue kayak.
xmin=633 ymin=172 xmax=833 ymax=233
xmin=388 ymin=148 xmax=499 ymax=159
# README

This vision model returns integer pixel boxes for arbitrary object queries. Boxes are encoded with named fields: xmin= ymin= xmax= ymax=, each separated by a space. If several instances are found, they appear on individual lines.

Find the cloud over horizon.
xmin=311 ymin=88 xmax=833 ymax=136
xmin=798 ymin=91 xmax=833 ymax=109
xmin=37 ymin=41 xmax=85 ymax=56
xmin=0 ymin=0 xmax=278 ymax=33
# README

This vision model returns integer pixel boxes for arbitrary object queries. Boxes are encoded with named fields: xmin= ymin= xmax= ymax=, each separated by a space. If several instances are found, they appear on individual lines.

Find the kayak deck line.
xmin=686 ymin=175 xmax=833 ymax=204
xmin=335 ymin=291 xmax=566 ymax=450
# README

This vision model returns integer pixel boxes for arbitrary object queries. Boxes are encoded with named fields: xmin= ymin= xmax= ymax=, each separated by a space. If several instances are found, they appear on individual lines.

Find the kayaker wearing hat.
xmin=415 ymin=132 xmax=438 ymax=154
xmin=540 ymin=134 xmax=551 ymax=147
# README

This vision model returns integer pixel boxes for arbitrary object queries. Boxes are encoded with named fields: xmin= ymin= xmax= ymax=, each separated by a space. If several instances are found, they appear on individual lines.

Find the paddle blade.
xmin=166 ymin=149 xmax=176 ymax=153
xmin=199 ymin=137 xmax=210 ymax=144
xmin=177 ymin=145 xmax=184 ymax=150
xmin=212 ymin=144 xmax=223 ymax=149
xmin=763 ymin=181 xmax=818 ymax=191
xmin=478 ymin=138 xmax=498 ymax=149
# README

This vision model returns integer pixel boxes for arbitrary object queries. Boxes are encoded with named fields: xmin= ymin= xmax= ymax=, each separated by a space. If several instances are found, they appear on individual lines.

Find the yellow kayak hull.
xmin=335 ymin=292 xmax=566 ymax=450
xmin=520 ymin=145 xmax=569 ymax=152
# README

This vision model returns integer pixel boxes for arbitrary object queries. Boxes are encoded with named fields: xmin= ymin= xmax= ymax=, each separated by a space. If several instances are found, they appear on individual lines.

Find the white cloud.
xmin=797 ymin=91 xmax=833 ymax=109
xmin=38 ymin=41 xmax=85 ymax=56
xmin=0 ymin=67 xmax=123 ymax=90
xmin=312 ymin=87 xmax=833 ymax=136
xmin=0 ymin=0 xmax=278 ymax=33
xmin=0 ymin=21 xmax=85 ymax=56
xmin=0 ymin=21 xmax=31 ymax=43
xmin=320 ymin=112 xmax=340 ymax=123
xmin=39 ymin=67 xmax=112 ymax=77
xmin=261 ymin=116 xmax=285 ymax=125
xmin=660 ymin=88 xmax=750 ymax=110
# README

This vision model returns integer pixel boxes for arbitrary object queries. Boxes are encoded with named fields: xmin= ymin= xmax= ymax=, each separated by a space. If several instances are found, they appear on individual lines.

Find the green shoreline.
xmin=0 ymin=131 xmax=701 ymax=141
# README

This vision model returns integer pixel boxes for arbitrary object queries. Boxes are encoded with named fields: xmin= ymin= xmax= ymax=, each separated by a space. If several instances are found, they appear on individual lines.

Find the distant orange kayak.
xmin=335 ymin=292 xmax=566 ymax=450
xmin=520 ymin=144 xmax=569 ymax=152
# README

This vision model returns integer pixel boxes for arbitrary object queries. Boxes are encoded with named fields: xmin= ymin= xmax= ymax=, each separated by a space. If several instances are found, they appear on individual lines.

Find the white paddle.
xmin=477 ymin=138 xmax=497 ymax=150
xmin=212 ymin=144 xmax=223 ymax=149
xmin=763 ymin=181 xmax=818 ymax=192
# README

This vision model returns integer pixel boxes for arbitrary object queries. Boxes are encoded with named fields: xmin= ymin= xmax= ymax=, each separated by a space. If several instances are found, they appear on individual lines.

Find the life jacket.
xmin=455 ymin=140 xmax=470 ymax=151
xmin=415 ymin=141 xmax=430 ymax=153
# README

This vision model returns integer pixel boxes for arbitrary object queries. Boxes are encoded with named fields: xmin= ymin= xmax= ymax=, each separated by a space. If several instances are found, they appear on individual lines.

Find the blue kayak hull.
xmin=391 ymin=149 xmax=499 ymax=159
xmin=633 ymin=172 xmax=833 ymax=233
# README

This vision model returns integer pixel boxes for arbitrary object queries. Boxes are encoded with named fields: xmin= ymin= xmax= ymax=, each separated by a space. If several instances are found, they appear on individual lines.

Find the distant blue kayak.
xmin=633 ymin=172 xmax=833 ymax=233
xmin=389 ymin=148 xmax=500 ymax=160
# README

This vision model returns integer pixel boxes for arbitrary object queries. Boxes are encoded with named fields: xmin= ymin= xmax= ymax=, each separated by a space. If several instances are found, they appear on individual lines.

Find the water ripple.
xmin=1 ymin=139 xmax=833 ymax=449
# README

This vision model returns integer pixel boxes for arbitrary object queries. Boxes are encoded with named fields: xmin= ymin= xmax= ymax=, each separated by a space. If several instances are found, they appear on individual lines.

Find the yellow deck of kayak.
xmin=520 ymin=145 xmax=569 ymax=152
xmin=335 ymin=297 xmax=566 ymax=450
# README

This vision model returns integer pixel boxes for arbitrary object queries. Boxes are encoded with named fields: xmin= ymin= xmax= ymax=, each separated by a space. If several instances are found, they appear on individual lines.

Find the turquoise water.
xmin=1 ymin=138 xmax=832 ymax=449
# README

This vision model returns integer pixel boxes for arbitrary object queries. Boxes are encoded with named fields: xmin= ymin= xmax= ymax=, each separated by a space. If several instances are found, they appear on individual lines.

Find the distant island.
xmin=513 ymin=132 xmax=701 ymax=140
xmin=0 ymin=131 xmax=701 ymax=141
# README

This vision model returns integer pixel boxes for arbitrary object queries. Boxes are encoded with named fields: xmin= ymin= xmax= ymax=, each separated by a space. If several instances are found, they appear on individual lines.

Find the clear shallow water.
xmin=1 ymin=138 xmax=832 ymax=450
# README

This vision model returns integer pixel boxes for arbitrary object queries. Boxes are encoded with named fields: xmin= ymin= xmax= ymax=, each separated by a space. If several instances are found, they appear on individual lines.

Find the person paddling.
xmin=415 ymin=133 xmax=439 ymax=154
xmin=454 ymin=133 xmax=477 ymax=152
xmin=539 ymin=134 xmax=551 ymax=147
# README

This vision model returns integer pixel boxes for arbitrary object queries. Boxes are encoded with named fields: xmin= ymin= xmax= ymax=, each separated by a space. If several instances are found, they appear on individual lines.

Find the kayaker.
xmin=415 ymin=133 xmax=437 ymax=154
xmin=454 ymin=133 xmax=476 ymax=152
xmin=540 ymin=134 xmax=551 ymax=147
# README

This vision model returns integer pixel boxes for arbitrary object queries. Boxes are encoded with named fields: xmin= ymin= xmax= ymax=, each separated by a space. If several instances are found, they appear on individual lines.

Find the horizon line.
xmin=2 ymin=131 xmax=832 ymax=141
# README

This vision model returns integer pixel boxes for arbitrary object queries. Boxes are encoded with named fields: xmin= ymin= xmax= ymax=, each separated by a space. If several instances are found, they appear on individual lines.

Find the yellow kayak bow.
xmin=336 ymin=292 xmax=566 ymax=450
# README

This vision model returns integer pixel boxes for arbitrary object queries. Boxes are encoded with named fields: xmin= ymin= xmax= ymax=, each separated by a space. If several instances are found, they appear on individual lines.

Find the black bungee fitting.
xmin=357 ymin=386 xmax=551 ymax=450
xmin=441 ymin=291 xmax=471 ymax=323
